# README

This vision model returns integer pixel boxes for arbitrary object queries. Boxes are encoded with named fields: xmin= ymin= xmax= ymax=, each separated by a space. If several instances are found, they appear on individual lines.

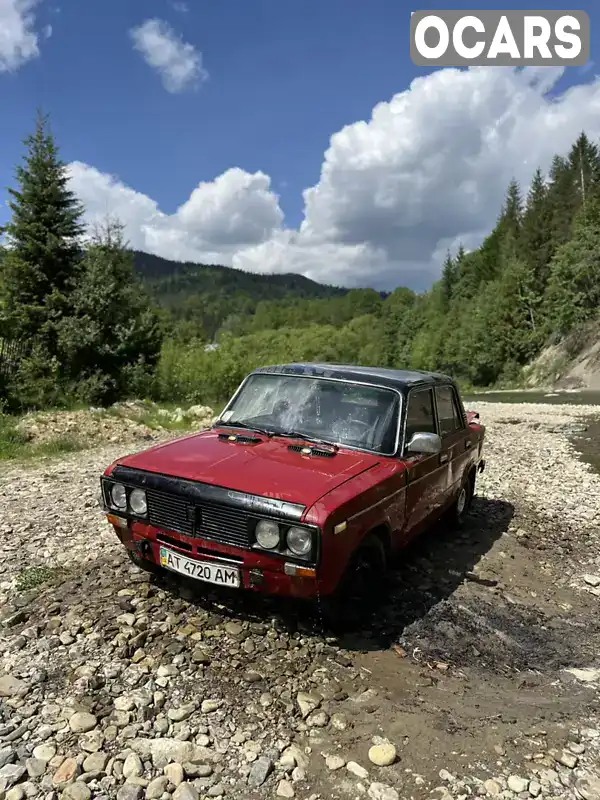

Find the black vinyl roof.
xmin=251 ymin=362 xmax=455 ymax=392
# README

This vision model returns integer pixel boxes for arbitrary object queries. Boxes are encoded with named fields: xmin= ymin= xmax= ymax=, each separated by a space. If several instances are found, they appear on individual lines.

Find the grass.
xmin=0 ymin=412 xmax=87 ymax=462
xmin=0 ymin=398 xmax=224 ymax=462
xmin=15 ymin=565 xmax=67 ymax=592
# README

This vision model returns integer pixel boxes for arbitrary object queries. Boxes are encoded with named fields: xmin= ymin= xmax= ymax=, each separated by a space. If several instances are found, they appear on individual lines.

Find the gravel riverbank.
xmin=1 ymin=401 xmax=600 ymax=800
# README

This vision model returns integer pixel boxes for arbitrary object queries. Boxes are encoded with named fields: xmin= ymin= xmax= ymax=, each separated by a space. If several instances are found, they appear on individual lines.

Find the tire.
xmin=448 ymin=472 xmax=474 ymax=526
xmin=319 ymin=535 xmax=388 ymax=627
xmin=127 ymin=549 xmax=160 ymax=576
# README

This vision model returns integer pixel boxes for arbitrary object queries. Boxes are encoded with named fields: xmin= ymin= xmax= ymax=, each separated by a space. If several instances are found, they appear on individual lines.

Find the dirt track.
xmin=1 ymin=401 xmax=600 ymax=800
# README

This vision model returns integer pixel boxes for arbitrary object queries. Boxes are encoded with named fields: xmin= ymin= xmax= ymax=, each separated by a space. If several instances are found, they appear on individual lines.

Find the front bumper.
xmin=106 ymin=513 xmax=324 ymax=600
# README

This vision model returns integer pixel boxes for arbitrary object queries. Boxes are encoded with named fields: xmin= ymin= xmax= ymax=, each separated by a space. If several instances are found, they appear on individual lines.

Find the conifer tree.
xmin=57 ymin=218 xmax=164 ymax=405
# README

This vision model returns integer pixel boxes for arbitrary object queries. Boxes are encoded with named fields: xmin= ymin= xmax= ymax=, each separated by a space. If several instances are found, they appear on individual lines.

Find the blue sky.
xmin=1 ymin=0 xmax=600 ymax=289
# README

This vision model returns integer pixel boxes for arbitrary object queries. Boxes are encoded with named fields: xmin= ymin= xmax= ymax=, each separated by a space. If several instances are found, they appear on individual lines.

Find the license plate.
xmin=159 ymin=546 xmax=241 ymax=588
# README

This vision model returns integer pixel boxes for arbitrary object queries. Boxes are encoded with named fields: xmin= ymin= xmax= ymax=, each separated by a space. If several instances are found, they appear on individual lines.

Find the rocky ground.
xmin=1 ymin=401 xmax=600 ymax=800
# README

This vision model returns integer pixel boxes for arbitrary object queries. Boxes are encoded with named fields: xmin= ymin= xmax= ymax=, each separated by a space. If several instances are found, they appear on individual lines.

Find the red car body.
xmin=101 ymin=363 xmax=485 ymax=601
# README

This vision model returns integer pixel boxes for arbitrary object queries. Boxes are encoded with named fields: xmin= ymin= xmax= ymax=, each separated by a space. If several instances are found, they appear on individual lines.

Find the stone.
xmin=0 ymin=675 xmax=26 ymax=698
xmin=6 ymin=788 xmax=25 ymax=800
xmin=483 ymin=779 xmax=502 ymax=795
xmin=368 ymin=783 xmax=400 ymax=800
xmin=68 ymin=712 xmax=97 ymax=734
xmin=306 ymin=710 xmax=329 ymax=728
xmin=183 ymin=763 xmax=212 ymax=778
xmin=117 ymin=784 xmax=144 ymax=800
xmin=80 ymin=729 xmax=105 ymax=752
xmin=0 ymin=765 xmax=26 ymax=788
xmin=123 ymin=753 xmax=144 ymax=779
xmin=129 ymin=739 xmax=200 ymax=770
xmin=529 ymin=781 xmax=542 ymax=797
xmin=63 ymin=783 xmax=92 ymax=800
xmin=0 ymin=748 xmax=15 ymax=769
xmin=201 ymin=699 xmax=223 ymax=713
xmin=326 ymin=755 xmax=346 ymax=771
xmin=583 ymin=574 xmax=600 ymax=587
xmin=347 ymin=761 xmax=369 ymax=779
xmin=173 ymin=783 xmax=199 ymax=800
xmin=190 ymin=649 xmax=210 ymax=665
xmin=296 ymin=692 xmax=322 ymax=719
xmin=248 ymin=757 xmax=273 ymax=787
xmin=276 ymin=780 xmax=295 ymax=798
xmin=575 ymin=775 xmax=600 ymax=800
xmin=508 ymin=776 xmax=529 ymax=793
xmin=558 ymin=751 xmax=579 ymax=768
xmin=164 ymin=763 xmax=184 ymax=786
xmin=32 ymin=745 xmax=55 ymax=763
xmin=25 ymin=758 xmax=46 ymax=779
xmin=168 ymin=704 xmax=196 ymax=722
xmin=83 ymin=751 xmax=108 ymax=773
xmin=145 ymin=776 xmax=170 ymax=799
xmin=368 ymin=743 xmax=397 ymax=767
xmin=52 ymin=757 xmax=78 ymax=786
xmin=224 ymin=621 xmax=243 ymax=637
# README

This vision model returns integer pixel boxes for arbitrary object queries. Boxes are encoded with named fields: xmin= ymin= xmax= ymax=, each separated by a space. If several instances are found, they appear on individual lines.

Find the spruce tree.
xmin=57 ymin=218 xmax=164 ymax=405
xmin=1 ymin=111 xmax=84 ymax=345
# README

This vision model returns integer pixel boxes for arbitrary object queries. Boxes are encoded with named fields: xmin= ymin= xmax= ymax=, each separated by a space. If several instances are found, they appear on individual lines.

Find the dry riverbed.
xmin=1 ymin=402 xmax=600 ymax=800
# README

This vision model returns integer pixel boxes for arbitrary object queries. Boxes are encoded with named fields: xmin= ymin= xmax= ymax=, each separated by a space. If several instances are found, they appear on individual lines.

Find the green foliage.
xmin=57 ymin=220 xmax=164 ymax=405
xmin=4 ymin=114 xmax=600 ymax=411
xmin=0 ymin=111 xmax=84 ymax=345
xmin=544 ymin=200 xmax=600 ymax=336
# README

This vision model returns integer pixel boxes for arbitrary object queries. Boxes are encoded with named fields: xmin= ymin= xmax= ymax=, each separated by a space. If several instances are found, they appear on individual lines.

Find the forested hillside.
xmin=133 ymin=251 xmax=350 ymax=341
xmin=2 ymin=114 xmax=600 ymax=411
xmin=154 ymin=132 xmax=600 ymax=402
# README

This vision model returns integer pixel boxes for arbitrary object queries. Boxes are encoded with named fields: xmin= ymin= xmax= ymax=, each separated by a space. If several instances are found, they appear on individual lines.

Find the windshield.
xmin=218 ymin=373 xmax=401 ymax=454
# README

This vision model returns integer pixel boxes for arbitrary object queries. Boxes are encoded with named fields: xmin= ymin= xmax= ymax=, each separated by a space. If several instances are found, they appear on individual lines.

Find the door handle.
xmin=465 ymin=439 xmax=472 ymax=449
xmin=440 ymin=453 xmax=449 ymax=464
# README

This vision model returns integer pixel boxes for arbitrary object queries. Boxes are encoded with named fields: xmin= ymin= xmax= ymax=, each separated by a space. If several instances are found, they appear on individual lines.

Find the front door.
xmin=403 ymin=387 xmax=446 ymax=540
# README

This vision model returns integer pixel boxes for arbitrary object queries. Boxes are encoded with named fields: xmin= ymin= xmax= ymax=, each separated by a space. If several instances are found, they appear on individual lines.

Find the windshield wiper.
xmin=214 ymin=420 xmax=275 ymax=437
xmin=273 ymin=430 xmax=338 ymax=449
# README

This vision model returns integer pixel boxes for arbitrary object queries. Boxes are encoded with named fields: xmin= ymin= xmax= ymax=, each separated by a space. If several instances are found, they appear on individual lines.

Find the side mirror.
xmin=406 ymin=431 xmax=442 ymax=455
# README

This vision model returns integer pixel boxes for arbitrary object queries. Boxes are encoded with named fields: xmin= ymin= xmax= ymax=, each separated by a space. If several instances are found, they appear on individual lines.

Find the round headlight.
xmin=255 ymin=520 xmax=280 ymax=550
xmin=286 ymin=526 xmax=312 ymax=556
xmin=129 ymin=489 xmax=147 ymax=516
xmin=111 ymin=483 xmax=127 ymax=509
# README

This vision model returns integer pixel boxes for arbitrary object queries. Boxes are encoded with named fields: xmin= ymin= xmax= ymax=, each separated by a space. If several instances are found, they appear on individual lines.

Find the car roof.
xmin=250 ymin=362 xmax=455 ymax=392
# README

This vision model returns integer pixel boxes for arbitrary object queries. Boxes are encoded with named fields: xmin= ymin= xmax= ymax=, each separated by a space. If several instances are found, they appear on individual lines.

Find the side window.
xmin=404 ymin=389 xmax=436 ymax=444
xmin=436 ymin=386 xmax=464 ymax=437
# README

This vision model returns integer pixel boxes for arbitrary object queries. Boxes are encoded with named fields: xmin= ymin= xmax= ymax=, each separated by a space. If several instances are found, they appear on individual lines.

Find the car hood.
xmin=113 ymin=429 xmax=381 ymax=508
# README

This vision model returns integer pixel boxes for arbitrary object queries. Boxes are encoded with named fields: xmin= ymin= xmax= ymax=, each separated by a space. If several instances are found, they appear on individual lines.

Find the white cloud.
xmin=171 ymin=1 xmax=188 ymax=13
xmin=0 ymin=0 xmax=45 ymax=73
xmin=67 ymin=163 xmax=284 ymax=263
xmin=68 ymin=66 xmax=600 ymax=289
xmin=130 ymin=18 xmax=207 ymax=93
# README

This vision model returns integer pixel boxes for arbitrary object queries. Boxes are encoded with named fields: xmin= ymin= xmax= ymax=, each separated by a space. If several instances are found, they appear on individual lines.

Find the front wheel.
xmin=319 ymin=535 xmax=388 ymax=627
xmin=127 ymin=549 xmax=160 ymax=576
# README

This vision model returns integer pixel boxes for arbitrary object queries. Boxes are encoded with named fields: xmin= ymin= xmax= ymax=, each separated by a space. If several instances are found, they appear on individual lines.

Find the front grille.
xmin=146 ymin=488 xmax=252 ymax=549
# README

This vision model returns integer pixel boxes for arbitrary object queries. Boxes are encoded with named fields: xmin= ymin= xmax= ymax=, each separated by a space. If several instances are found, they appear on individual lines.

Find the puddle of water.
xmin=569 ymin=418 xmax=600 ymax=475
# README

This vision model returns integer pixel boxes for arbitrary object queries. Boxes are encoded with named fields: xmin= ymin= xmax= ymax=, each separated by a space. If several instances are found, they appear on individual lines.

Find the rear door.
xmin=403 ymin=387 xmax=446 ymax=539
xmin=434 ymin=384 xmax=470 ymax=505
